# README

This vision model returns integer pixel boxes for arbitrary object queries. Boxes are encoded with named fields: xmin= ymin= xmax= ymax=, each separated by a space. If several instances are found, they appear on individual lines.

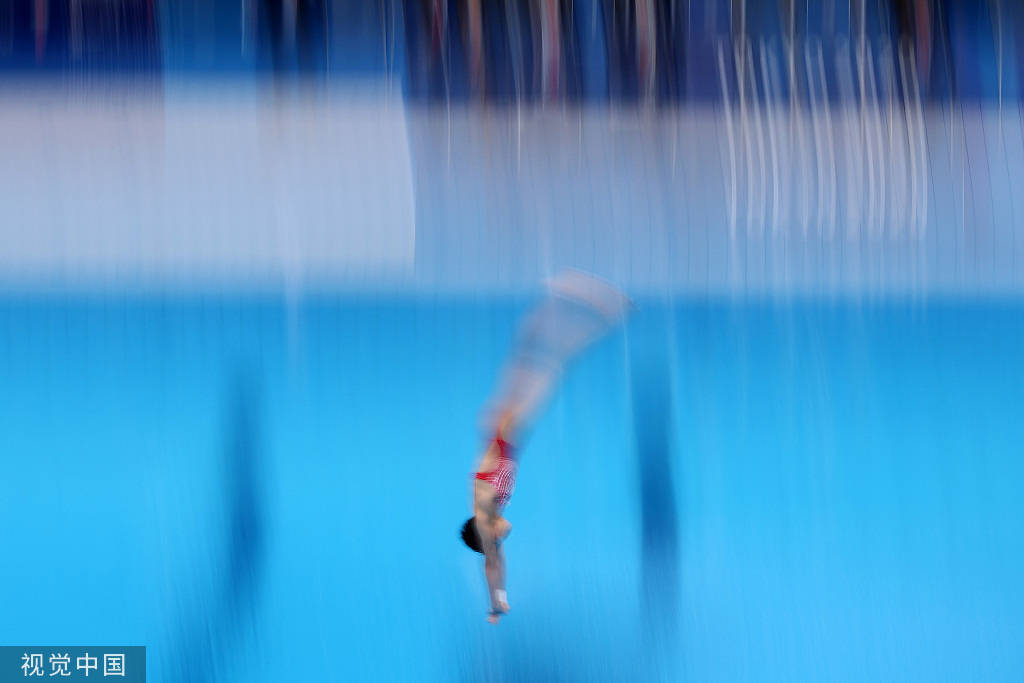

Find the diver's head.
xmin=461 ymin=516 xmax=483 ymax=553
xmin=461 ymin=515 xmax=512 ymax=553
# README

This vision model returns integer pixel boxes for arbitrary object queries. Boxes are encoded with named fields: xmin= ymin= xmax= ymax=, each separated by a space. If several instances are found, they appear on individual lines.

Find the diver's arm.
xmin=473 ymin=499 xmax=510 ymax=623
xmin=483 ymin=535 xmax=509 ymax=622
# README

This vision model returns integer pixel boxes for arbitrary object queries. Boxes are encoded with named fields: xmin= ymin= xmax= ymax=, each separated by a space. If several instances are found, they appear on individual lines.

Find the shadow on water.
xmin=164 ymin=368 xmax=265 ymax=682
xmin=629 ymin=304 xmax=681 ymax=674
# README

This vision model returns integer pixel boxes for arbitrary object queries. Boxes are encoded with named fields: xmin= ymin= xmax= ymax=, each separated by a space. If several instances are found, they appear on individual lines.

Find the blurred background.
xmin=0 ymin=1 xmax=1023 ymax=681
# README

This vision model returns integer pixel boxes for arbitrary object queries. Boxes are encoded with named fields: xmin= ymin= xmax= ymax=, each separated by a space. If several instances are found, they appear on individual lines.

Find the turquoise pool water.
xmin=0 ymin=296 xmax=1021 ymax=681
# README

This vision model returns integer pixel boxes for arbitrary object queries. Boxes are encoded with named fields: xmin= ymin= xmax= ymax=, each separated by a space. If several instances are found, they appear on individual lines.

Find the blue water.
xmin=0 ymin=296 xmax=1022 ymax=681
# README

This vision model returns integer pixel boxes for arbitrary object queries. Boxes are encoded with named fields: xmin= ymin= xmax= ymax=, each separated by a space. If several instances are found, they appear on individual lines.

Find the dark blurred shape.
xmin=224 ymin=370 xmax=265 ymax=619
xmin=891 ymin=0 xmax=932 ymax=85
xmin=401 ymin=0 xmax=445 ymax=98
xmin=0 ymin=0 xmax=160 ymax=73
xmin=602 ymin=0 xmax=644 ymax=101
xmin=259 ymin=0 xmax=328 ymax=74
xmin=603 ymin=0 xmax=686 ymax=102
xmin=166 ymin=370 xmax=265 ymax=683
xmin=0 ymin=0 xmax=1018 ymax=105
xmin=629 ymin=306 xmax=680 ymax=656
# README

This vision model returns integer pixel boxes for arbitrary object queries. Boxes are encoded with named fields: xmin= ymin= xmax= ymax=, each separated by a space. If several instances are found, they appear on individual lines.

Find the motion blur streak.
xmin=164 ymin=371 xmax=264 ymax=683
xmin=0 ymin=85 xmax=415 ymax=291
xmin=629 ymin=304 xmax=680 ymax=680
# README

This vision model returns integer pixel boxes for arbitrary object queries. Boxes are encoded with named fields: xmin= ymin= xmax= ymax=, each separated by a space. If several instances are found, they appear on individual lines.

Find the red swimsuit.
xmin=474 ymin=437 xmax=517 ymax=507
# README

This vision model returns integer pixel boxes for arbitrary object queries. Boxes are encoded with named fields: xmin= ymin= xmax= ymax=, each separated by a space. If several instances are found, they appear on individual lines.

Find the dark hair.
xmin=461 ymin=516 xmax=483 ymax=554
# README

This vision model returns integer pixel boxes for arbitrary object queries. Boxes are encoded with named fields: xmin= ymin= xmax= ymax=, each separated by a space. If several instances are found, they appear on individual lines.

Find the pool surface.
xmin=1 ymin=296 xmax=1020 ymax=681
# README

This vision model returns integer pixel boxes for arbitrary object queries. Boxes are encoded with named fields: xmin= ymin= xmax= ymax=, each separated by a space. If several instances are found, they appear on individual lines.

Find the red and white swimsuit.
xmin=474 ymin=436 xmax=517 ymax=507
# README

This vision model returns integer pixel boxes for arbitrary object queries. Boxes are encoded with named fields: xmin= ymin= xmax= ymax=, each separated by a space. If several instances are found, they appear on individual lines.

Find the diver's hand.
xmin=487 ymin=590 xmax=510 ymax=624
